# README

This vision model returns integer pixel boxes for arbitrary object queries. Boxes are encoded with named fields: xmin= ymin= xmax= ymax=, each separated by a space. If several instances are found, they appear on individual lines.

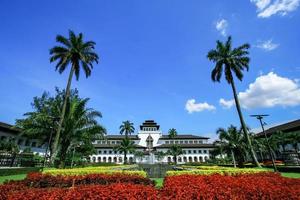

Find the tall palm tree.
xmin=217 ymin=125 xmax=245 ymax=167
xmin=207 ymin=36 xmax=261 ymax=167
xmin=168 ymin=128 xmax=177 ymax=138
xmin=49 ymin=30 xmax=99 ymax=161
xmin=115 ymin=137 xmax=136 ymax=164
xmin=119 ymin=120 xmax=135 ymax=138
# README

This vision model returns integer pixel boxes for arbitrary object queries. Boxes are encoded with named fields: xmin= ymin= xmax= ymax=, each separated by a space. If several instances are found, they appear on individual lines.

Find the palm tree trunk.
xmin=230 ymin=78 xmax=261 ymax=167
xmin=231 ymin=149 xmax=237 ymax=168
xmin=51 ymin=65 xmax=75 ymax=164
xmin=124 ymin=151 xmax=127 ymax=164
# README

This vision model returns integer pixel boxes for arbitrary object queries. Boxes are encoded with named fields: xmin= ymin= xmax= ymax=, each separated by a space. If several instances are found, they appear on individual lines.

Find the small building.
xmin=90 ymin=120 xmax=215 ymax=164
xmin=0 ymin=121 xmax=46 ymax=155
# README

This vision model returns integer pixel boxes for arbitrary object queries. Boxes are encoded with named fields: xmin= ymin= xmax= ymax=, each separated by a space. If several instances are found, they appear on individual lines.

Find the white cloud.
xmin=251 ymin=0 xmax=300 ymax=18
xmin=219 ymin=72 xmax=300 ymax=109
xmin=256 ymin=39 xmax=279 ymax=51
xmin=185 ymin=99 xmax=216 ymax=113
xmin=215 ymin=19 xmax=228 ymax=36
xmin=219 ymin=98 xmax=235 ymax=109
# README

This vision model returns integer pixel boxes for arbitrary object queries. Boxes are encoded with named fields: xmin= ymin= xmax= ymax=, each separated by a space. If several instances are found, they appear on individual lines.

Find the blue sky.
xmin=0 ymin=0 xmax=299 ymax=140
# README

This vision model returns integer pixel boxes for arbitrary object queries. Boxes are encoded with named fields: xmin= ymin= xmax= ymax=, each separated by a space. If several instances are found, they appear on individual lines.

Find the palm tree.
xmin=49 ymin=30 xmax=99 ymax=161
xmin=134 ymin=151 xmax=144 ymax=162
xmin=167 ymin=144 xmax=183 ymax=165
xmin=119 ymin=121 xmax=135 ymax=138
xmin=207 ymin=36 xmax=261 ymax=167
xmin=115 ymin=137 xmax=136 ymax=164
xmin=58 ymin=95 xmax=106 ymax=168
xmin=168 ymin=128 xmax=177 ymax=138
xmin=217 ymin=125 xmax=245 ymax=167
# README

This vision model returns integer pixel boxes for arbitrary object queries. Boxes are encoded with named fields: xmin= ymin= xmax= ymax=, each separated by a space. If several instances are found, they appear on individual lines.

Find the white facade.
xmin=90 ymin=120 xmax=214 ymax=164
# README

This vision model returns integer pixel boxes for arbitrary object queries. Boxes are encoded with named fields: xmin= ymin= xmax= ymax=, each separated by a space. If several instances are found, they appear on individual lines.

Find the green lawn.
xmin=0 ymin=174 xmax=27 ymax=184
xmin=281 ymin=172 xmax=300 ymax=178
xmin=151 ymin=178 xmax=164 ymax=188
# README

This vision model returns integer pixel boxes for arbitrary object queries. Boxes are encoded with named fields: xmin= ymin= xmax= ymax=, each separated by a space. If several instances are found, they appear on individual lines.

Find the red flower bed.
xmin=22 ymin=172 xmax=154 ymax=188
xmin=6 ymin=183 xmax=158 ymax=200
xmin=160 ymin=173 xmax=300 ymax=200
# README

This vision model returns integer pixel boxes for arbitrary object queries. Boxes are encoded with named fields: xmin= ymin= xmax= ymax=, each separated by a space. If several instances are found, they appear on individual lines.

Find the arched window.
xmin=194 ymin=156 xmax=198 ymax=162
xmin=167 ymin=157 xmax=172 ymax=163
xmin=119 ymin=157 xmax=123 ymax=163
xmin=178 ymin=157 xmax=182 ymax=162
xmin=199 ymin=156 xmax=203 ymax=162
xmin=92 ymin=157 xmax=96 ymax=162
xmin=183 ymin=157 xmax=187 ymax=163
xmin=97 ymin=157 xmax=101 ymax=163
xmin=129 ymin=157 xmax=133 ymax=164
xmin=113 ymin=157 xmax=117 ymax=163
xmin=103 ymin=157 xmax=107 ymax=163
xmin=108 ymin=157 xmax=112 ymax=163
xmin=188 ymin=156 xmax=193 ymax=163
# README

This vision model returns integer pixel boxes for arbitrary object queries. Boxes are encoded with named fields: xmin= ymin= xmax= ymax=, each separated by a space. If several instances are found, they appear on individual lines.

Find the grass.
xmin=0 ymin=174 xmax=27 ymax=184
xmin=281 ymin=172 xmax=300 ymax=178
xmin=151 ymin=178 xmax=164 ymax=188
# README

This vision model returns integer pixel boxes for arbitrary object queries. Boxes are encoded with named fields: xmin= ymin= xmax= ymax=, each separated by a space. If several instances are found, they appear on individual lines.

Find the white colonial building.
xmin=90 ymin=120 xmax=215 ymax=164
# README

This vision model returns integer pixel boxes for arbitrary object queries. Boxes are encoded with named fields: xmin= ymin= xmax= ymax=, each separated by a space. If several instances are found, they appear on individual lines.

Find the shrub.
xmin=42 ymin=165 xmax=145 ymax=176
xmin=22 ymin=172 xmax=154 ymax=188
xmin=6 ymin=183 xmax=158 ymax=200
xmin=0 ymin=167 xmax=42 ymax=176
xmin=167 ymin=167 xmax=268 ymax=176
xmin=161 ymin=173 xmax=300 ymax=200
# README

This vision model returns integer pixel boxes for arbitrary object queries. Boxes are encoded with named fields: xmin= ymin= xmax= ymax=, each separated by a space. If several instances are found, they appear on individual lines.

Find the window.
xmin=104 ymin=150 xmax=107 ymax=154
xmin=199 ymin=140 xmax=203 ymax=144
xmin=203 ymin=150 xmax=207 ymax=154
xmin=184 ymin=140 xmax=188 ymax=144
xmin=114 ymin=151 xmax=117 ymax=154
xmin=31 ymin=142 xmax=37 ymax=147
xmin=170 ymin=141 xmax=174 ymax=144
xmin=180 ymin=141 xmax=183 ymax=144
xmin=17 ymin=139 xmax=23 ymax=145
xmin=198 ymin=150 xmax=202 ymax=154
xmin=193 ymin=150 xmax=196 ymax=154
xmin=175 ymin=141 xmax=178 ymax=144
xmin=183 ymin=150 xmax=186 ymax=154
xmin=25 ymin=140 xmax=30 ymax=146
xmin=109 ymin=150 xmax=112 ymax=154
xmin=112 ymin=141 xmax=115 ymax=144
xmin=98 ymin=150 xmax=102 ymax=154
xmin=189 ymin=141 xmax=193 ymax=144
xmin=194 ymin=140 xmax=197 ymax=144
xmin=188 ymin=150 xmax=191 ymax=154
xmin=165 ymin=141 xmax=169 ymax=144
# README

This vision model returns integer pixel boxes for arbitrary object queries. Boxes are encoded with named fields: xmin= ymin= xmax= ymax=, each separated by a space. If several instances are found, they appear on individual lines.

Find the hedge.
xmin=161 ymin=173 xmax=300 ymax=200
xmin=4 ymin=183 xmax=158 ymax=200
xmin=22 ymin=172 xmax=154 ymax=188
xmin=0 ymin=167 xmax=42 ymax=177
xmin=42 ymin=165 xmax=146 ymax=177
xmin=166 ymin=167 xmax=268 ymax=176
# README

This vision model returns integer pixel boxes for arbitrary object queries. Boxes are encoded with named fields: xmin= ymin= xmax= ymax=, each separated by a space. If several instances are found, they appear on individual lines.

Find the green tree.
xmin=115 ymin=137 xmax=136 ymax=164
xmin=16 ymin=89 xmax=61 ymax=158
xmin=207 ymin=36 xmax=261 ymax=167
xmin=217 ymin=125 xmax=246 ymax=167
xmin=168 ymin=128 xmax=177 ymax=138
xmin=16 ymin=88 xmax=105 ymax=168
xmin=167 ymin=144 xmax=183 ymax=165
xmin=56 ymin=93 xmax=105 ymax=168
xmin=134 ymin=151 xmax=144 ymax=162
xmin=119 ymin=120 xmax=135 ymax=138
xmin=49 ymin=30 xmax=99 ymax=162
xmin=155 ymin=151 xmax=167 ymax=162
